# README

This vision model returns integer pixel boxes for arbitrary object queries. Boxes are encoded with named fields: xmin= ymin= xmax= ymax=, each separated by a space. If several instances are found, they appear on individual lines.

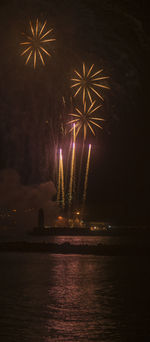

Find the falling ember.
xmin=71 ymin=63 xmax=109 ymax=105
xmin=20 ymin=18 xmax=56 ymax=68
xmin=83 ymin=144 xmax=92 ymax=205
xmin=69 ymin=141 xmax=76 ymax=207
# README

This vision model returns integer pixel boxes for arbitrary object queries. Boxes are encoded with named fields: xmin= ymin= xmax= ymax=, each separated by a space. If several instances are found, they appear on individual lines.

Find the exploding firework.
xmin=83 ymin=144 xmax=92 ymax=205
xmin=67 ymin=101 xmax=104 ymax=141
xmin=20 ymin=18 xmax=56 ymax=68
xmin=71 ymin=63 xmax=109 ymax=104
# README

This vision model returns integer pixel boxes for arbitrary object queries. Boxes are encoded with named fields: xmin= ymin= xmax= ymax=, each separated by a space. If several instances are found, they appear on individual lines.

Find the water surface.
xmin=0 ymin=253 xmax=150 ymax=341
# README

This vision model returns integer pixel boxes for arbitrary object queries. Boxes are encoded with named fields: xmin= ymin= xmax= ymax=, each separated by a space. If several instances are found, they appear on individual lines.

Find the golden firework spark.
xmin=20 ymin=18 xmax=56 ymax=68
xmin=71 ymin=63 xmax=110 ymax=103
xmin=67 ymin=101 xmax=104 ymax=141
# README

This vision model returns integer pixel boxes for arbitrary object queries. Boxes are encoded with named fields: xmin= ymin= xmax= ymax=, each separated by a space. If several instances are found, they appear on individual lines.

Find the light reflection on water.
xmin=46 ymin=255 xmax=117 ymax=341
xmin=0 ymin=253 xmax=150 ymax=341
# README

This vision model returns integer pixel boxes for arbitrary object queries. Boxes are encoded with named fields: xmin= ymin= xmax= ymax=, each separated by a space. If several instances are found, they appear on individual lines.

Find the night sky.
xmin=0 ymin=0 xmax=149 ymax=224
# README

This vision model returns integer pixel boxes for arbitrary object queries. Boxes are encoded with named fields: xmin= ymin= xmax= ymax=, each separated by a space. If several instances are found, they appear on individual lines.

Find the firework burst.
xmin=20 ymin=18 xmax=56 ymax=68
xmin=71 ymin=63 xmax=109 ymax=104
xmin=67 ymin=101 xmax=104 ymax=141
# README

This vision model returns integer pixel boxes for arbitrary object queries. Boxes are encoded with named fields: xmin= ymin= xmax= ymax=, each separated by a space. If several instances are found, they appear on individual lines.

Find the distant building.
xmin=0 ymin=208 xmax=16 ymax=227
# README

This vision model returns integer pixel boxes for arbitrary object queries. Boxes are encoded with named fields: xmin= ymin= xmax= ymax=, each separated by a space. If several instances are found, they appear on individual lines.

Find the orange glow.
xmin=58 ymin=216 xmax=63 ymax=220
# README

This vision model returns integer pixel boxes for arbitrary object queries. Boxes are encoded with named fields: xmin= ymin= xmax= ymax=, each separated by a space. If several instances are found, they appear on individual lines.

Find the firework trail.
xmin=76 ymin=139 xmax=85 ymax=207
xmin=53 ymin=144 xmax=58 ymax=185
xmin=57 ymin=149 xmax=61 ymax=204
xmin=57 ymin=149 xmax=65 ymax=209
xmin=73 ymin=121 xmax=76 ymax=143
xmin=60 ymin=149 xmax=65 ymax=209
xmin=65 ymin=122 xmax=76 ymax=205
xmin=62 ymin=97 xmax=72 ymax=193
xmin=69 ymin=139 xmax=76 ymax=207
xmin=72 ymin=124 xmax=76 ymax=202
xmin=67 ymin=101 xmax=103 ymax=209
xmin=83 ymin=144 xmax=92 ymax=207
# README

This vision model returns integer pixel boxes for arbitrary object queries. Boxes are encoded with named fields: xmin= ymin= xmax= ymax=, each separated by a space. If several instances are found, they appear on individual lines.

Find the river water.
xmin=0 ymin=252 xmax=150 ymax=341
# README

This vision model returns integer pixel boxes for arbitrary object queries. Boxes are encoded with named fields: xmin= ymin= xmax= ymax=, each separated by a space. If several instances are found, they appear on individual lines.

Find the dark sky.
xmin=0 ymin=0 xmax=149 ymax=223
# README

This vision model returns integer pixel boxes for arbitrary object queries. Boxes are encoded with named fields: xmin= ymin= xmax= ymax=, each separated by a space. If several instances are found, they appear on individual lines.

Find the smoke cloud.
xmin=0 ymin=169 xmax=58 ymax=231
